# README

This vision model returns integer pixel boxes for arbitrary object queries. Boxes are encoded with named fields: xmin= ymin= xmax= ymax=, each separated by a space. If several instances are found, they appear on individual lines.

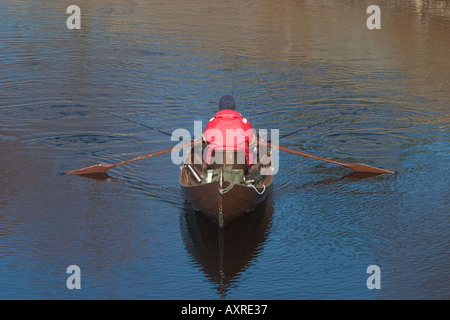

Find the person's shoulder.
xmin=241 ymin=116 xmax=253 ymax=130
xmin=215 ymin=109 xmax=241 ymax=117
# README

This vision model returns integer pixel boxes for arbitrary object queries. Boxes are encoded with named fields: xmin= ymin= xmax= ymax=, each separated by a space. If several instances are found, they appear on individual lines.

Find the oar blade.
xmin=66 ymin=163 xmax=115 ymax=175
xmin=346 ymin=163 xmax=394 ymax=174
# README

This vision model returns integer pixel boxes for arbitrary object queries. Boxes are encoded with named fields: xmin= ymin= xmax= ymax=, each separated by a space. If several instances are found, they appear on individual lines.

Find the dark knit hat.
xmin=218 ymin=95 xmax=236 ymax=110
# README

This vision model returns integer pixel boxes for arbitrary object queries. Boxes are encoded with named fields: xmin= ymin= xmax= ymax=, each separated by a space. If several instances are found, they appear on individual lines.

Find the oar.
xmin=66 ymin=140 xmax=194 ymax=175
xmin=266 ymin=142 xmax=394 ymax=174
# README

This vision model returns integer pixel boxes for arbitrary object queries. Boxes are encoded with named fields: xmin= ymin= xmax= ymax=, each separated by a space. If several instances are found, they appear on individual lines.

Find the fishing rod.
xmin=274 ymin=107 xmax=370 ymax=142
xmin=277 ymin=114 xmax=344 ymax=141
xmin=67 ymin=104 xmax=393 ymax=175
xmin=105 ymin=110 xmax=176 ymax=139
xmin=104 ymin=107 xmax=348 ymax=144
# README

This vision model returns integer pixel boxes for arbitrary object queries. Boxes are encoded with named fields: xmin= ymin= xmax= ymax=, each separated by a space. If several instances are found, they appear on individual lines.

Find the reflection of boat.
xmin=179 ymin=146 xmax=274 ymax=227
xmin=180 ymin=196 xmax=274 ymax=298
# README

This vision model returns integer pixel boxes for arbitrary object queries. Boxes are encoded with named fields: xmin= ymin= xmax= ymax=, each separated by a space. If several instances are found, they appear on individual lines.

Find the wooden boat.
xmin=179 ymin=145 xmax=274 ymax=228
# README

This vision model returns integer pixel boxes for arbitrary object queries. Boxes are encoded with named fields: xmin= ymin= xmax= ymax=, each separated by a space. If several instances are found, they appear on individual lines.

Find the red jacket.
xmin=203 ymin=110 xmax=255 ymax=164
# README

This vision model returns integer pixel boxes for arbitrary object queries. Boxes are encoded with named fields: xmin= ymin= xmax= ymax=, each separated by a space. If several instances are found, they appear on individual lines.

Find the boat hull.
xmin=179 ymin=145 xmax=274 ymax=227
xmin=180 ymin=179 xmax=271 ymax=227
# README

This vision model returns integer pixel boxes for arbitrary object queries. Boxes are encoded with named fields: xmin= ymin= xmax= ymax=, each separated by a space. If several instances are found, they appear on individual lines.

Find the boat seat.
xmin=208 ymin=150 xmax=249 ymax=172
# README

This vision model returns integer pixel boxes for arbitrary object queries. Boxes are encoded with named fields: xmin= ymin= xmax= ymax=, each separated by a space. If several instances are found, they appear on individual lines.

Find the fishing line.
xmin=277 ymin=114 xmax=344 ymax=141
xmin=96 ymin=102 xmax=370 ymax=144
xmin=274 ymin=106 xmax=372 ymax=142
xmin=106 ymin=110 xmax=174 ymax=138
xmin=97 ymin=108 xmax=185 ymax=141
xmin=232 ymin=63 xmax=236 ymax=96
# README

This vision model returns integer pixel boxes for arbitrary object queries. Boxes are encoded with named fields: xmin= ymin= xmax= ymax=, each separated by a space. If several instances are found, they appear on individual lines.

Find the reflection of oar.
xmin=66 ymin=141 xmax=194 ymax=175
xmin=266 ymin=142 xmax=394 ymax=174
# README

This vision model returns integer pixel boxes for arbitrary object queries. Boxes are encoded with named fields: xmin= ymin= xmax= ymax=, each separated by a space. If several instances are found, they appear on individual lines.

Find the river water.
xmin=0 ymin=0 xmax=448 ymax=300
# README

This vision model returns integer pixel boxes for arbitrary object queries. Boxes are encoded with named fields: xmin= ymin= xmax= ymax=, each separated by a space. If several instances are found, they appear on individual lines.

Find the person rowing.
xmin=66 ymin=94 xmax=393 ymax=176
xmin=202 ymin=95 xmax=256 ymax=167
